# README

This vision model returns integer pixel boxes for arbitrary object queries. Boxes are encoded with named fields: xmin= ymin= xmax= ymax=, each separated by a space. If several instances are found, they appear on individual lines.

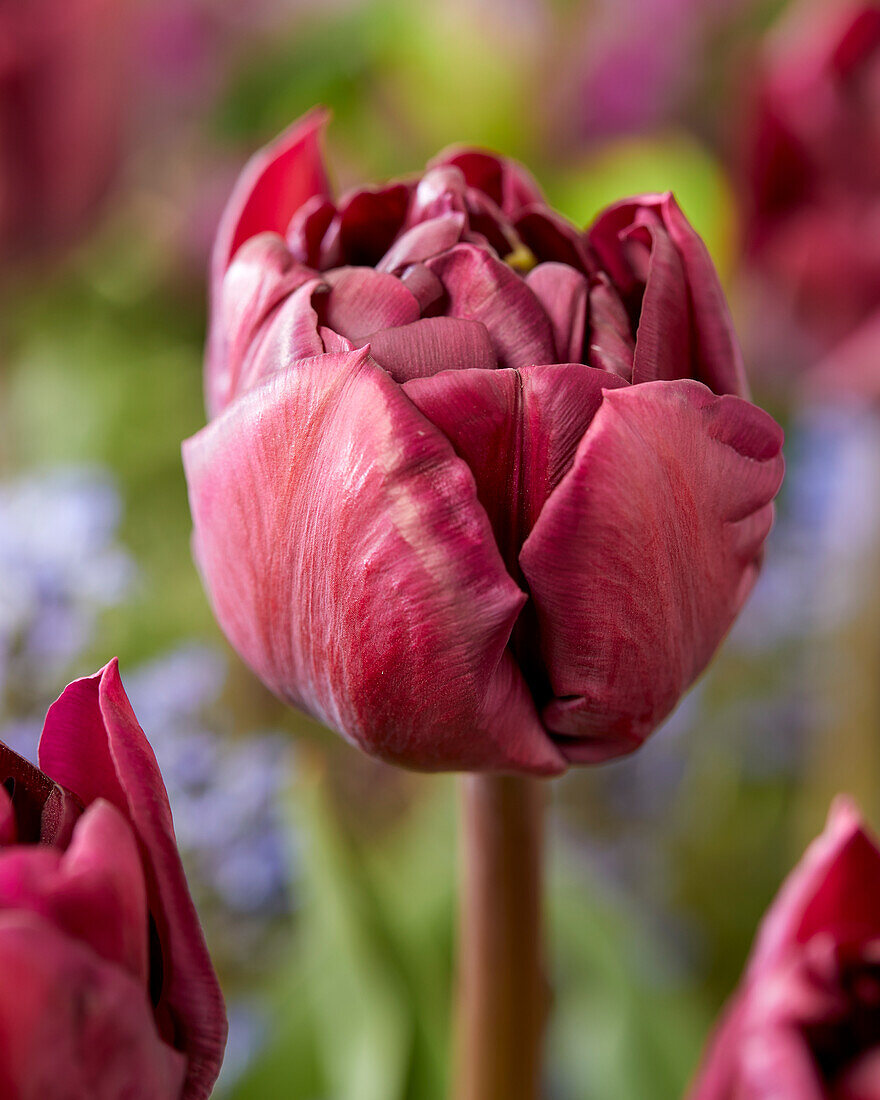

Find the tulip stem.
xmin=453 ymin=774 xmax=546 ymax=1100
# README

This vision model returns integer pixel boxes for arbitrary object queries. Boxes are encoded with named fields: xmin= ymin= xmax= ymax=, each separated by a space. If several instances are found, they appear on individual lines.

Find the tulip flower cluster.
xmin=185 ymin=111 xmax=784 ymax=776
xmin=0 ymin=660 xmax=226 ymax=1099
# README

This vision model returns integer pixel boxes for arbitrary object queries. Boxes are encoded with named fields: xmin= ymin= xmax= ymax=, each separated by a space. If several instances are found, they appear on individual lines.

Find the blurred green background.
xmin=0 ymin=0 xmax=872 ymax=1096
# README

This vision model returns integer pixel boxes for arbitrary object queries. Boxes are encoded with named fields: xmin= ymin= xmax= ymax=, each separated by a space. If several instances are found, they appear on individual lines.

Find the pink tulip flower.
xmin=689 ymin=799 xmax=880 ymax=1099
xmin=0 ymin=660 xmax=226 ymax=1099
xmin=184 ymin=110 xmax=784 ymax=775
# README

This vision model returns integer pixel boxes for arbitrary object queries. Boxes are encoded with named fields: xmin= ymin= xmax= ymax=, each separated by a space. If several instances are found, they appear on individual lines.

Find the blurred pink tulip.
xmin=0 ymin=660 xmax=226 ymax=1099
xmin=742 ymin=1 xmax=880 ymax=347
xmin=184 ymin=111 xmax=784 ymax=775
xmin=689 ymin=799 xmax=880 ymax=1099
xmin=0 ymin=0 xmax=127 ymax=259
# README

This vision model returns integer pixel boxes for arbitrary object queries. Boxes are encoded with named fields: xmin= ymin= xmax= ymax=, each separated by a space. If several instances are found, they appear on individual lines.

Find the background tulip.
xmin=185 ymin=110 xmax=784 ymax=776
xmin=0 ymin=0 xmax=128 ymax=261
xmin=740 ymin=1 xmax=880 ymax=349
xmin=0 ymin=659 xmax=226 ymax=1099
xmin=688 ymin=798 xmax=880 ymax=1099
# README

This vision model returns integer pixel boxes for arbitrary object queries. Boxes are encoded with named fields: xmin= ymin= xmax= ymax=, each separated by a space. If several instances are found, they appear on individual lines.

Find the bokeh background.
xmin=2 ymin=0 xmax=877 ymax=1095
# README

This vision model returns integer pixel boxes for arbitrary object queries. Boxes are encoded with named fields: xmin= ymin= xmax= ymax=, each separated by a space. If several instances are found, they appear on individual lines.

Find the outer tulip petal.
xmin=0 ymin=911 xmax=186 ymax=1100
xmin=404 ymin=363 xmax=626 ymax=562
xmin=520 ymin=380 xmax=784 ymax=761
xmin=207 ymin=109 xmax=331 ymax=415
xmin=525 ymin=264 xmax=589 ymax=363
xmin=38 ymin=660 xmax=227 ymax=1100
xmin=213 ymin=107 xmax=330 ymax=281
xmin=0 ymin=800 xmax=148 ymax=984
xmin=183 ymin=349 xmax=564 ymax=775
xmin=749 ymin=798 xmax=880 ymax=976
xmin=367 ymin=318 xmax=496 ymax=382
xmin=211 ymin=234 xmax=315 ymax=412
xmin=426 ymin=244 xmax=556 ymax=369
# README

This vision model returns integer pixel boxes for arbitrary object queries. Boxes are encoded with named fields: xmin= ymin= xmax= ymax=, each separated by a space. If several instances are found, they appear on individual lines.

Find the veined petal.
xmin=525 ymin=264 xmax=589 ymax=363
xmin=426 ymin=244 xmax=556 ymax=369
xmin=0 ymin=911 xmax=186 ymax=1100
xmin=321 ymin=267 xmax=421 ymax=344
xmin=236 ymin=278 xmax=325 ymax=396
xmin=520 ymin=380 xmax=784 ymax=762
xmin=368 ymin=317 xmax=496 ymax=382
xmin=39 ymin=661 xmax=227 ymax=1100
xmin=209 ymin=233 xmax=314 ymax=414
xmin=183 ymin=349 xmax=564 ymax=775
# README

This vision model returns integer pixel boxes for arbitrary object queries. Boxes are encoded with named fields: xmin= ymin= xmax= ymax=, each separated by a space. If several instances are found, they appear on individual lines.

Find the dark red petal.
xmin=335 ymin=182 xmax=412 ymax=266
xmin=627 ymin=222 xmax=692 ymax=384
xmin=377 ymin=213 xmax=466 ymax=273
xmin=39 ymin=661 xmax=227 ymax=1100
xmin=426 ymin=244 xmax=556 ymax=369
xmin=526 ymin=264 xmax=589 ymax=363
xmin=515 ymin=206 xmax=591 ymax=271
xmin=520 ymin=381 xmax=784 ymax=762
xmin=321 ymin=267 xmax=421 ymax=344
xmin=587 ymin=273 xmax=635 ymax=380
xmin=429 ymin=147 xmax=544 ymax=215
xmin=367 ymin=317 xmax=496 ymax=381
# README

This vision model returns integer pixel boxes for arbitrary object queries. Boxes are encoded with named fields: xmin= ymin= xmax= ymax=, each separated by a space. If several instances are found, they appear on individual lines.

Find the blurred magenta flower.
xmin=689 ymin=798 xmax=880 ymax=1099
xmin=0 ymin=659 xmax=226 ymax=1098
xmin=742 ymin=1 xmax=880 ymax=347
xmin=184 ymin=110 xmax=784 ymax=775
xmin=0 ymin=0 xmax=127 ymax=259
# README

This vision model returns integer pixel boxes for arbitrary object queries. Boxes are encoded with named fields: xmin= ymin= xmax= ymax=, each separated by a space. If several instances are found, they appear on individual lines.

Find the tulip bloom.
xmin=741 ymin=1 xmax=880 ymax=347
xmin=0 ymin=0 xmax=126 ymax=258
xmin=689 ymin=799 xmax=880 ymax=1099
xmin=185 ymin=110 xmax=784 ymax=775
xmin=0 ymin=660 xmax=226 ymax=1098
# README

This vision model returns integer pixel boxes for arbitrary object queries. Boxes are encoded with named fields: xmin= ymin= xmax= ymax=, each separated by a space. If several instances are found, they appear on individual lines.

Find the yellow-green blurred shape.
xmin=546 ymin=132 xmax=738 ymax=280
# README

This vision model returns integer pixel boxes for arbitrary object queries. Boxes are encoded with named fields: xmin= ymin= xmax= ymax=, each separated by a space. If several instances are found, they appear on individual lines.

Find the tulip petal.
xmin=39 ymin=660 xmax=227 ymax=1100
xmin=209 ymin=233 xmax=315 ymax=413
xmin=404 ymin=363 xmax=625 ymax=562
xmin=426 ymin=244 xmax=556 ymax=369
xmin=183 ymin=349 xmax=564 ymax=775
xmin=525 ymin=263 xmax=589 ymax=363
xmin=429 ymin=147 xmax=544 ymax=216
xmin=377 ymin=213 xmax=466 ymax=273
xmin=213 ymin=107 xmax=330 ymax=279
xmin=0 ymin=911 xmax=186 ymax=1100
xmin=335 ymin=183 xmax=412 ymax=266
xmin=0 ymin=800 xmax=148 ymax=984
xmin=627 ymin=222 xmax=691 ymax=383
xmin=750 ymin=798 xmax=880 ymax=975
xmin=236 ymin=278 xmax=325 ymax=395
xmin=368 ymin=317 xmax=496 ymax=382
xmin=286 ymin=194 xmax=336 ymax=268
xmin=321 ymin=267 xmax=421 ymax=344
xmin=587 ymin=273 xmax=635 ymax=380
xmin=515 ymin=206 xmax=591 ymax=271
xmin=0 ymin=741 xmax=81 ymax=847
xmin=520 ymin=380 xmax=784 ymax=762
xmin=207 ymin=109 xmax=331 ymax=415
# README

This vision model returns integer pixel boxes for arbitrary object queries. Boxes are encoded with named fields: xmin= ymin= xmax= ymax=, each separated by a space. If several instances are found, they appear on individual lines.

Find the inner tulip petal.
xmin=627 ymin=222 xmax=691 ymax=384
xmin=183 ymin=349 xmax=564 ymax=776
xmin=520 ymin=379 xmax=784 ymax=762
xmin=321 ymin=267 xmax=421 ymax=344
xmin=367 ymin=317 xmax=496 ymax=382
xmin=525 ymin=263 xmax=589 ymax=363
xmin=426 ymin=244 xmax=556 ymax=369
